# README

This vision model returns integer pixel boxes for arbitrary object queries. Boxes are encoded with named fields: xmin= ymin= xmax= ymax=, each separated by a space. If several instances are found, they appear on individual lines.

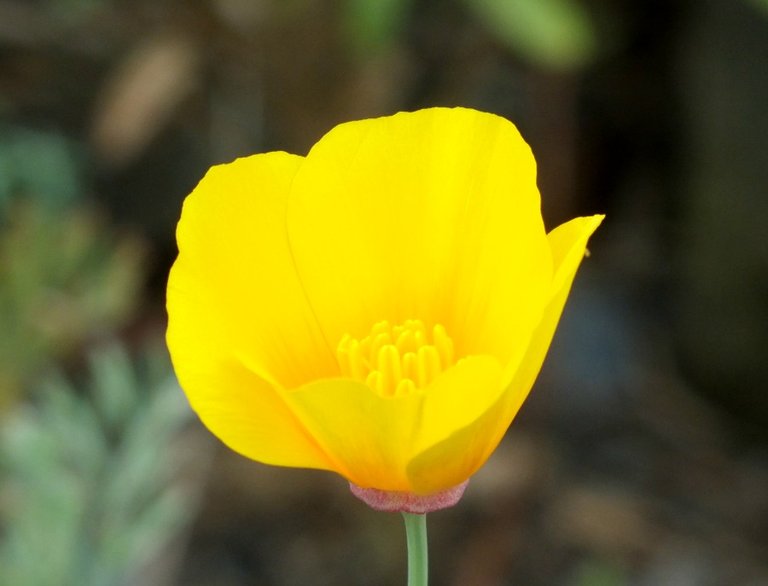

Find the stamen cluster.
xmin=337 ymin=319 xmax=455 ymax=397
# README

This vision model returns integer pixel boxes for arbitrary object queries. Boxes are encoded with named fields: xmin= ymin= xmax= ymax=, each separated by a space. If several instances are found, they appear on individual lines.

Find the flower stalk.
xmin=403 ymin=513 xmax=428 ymax=586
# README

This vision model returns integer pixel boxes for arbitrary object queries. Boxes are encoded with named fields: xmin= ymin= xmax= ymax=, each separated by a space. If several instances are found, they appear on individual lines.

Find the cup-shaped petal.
xmin=283 ymin=355 xmax=504 ymax=492
xmin=285 ymin=108 xmax=553 ymax=369
xmin=406 ymin=214 xmax=603 ymax=494
xmin=167 ymin=152 xmax=337 ymax=469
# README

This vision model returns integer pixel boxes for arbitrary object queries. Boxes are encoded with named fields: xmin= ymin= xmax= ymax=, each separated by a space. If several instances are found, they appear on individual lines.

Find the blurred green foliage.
xmin=0 ymin=127 xmax=145 ymax=409
xmin=468 ymin=0 xmax=597 ymax=70
xmin=573 ymin=559 xmax=628 ymax=586
xmin=343 ymin=0 xmax=411 ymax=57
xmin=0 ymin=127 xmax=83 ymax=213
xmin=0 ymin=343 xmax=199 ymax=586
xmin=342 ymin=0 xmax=598 ymax=70
xmin=0 ymin=198 xmax=145 ymax=408
xmin=747 ymin=0 xmax=768 ymax=16
xmin=0 ymin=121 xmax=202 ymax=585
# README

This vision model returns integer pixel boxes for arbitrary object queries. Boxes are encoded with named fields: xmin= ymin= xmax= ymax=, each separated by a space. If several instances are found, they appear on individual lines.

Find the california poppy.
xmin=167 ymin=107 xmax=602 ymax=512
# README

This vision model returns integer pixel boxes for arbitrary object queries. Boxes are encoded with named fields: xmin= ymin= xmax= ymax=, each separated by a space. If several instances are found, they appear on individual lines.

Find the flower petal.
xmin=283 ymin=355 xmax=503 ymax=493
xmin=412 ymin=354 xmax=505 ymax=469
xmin=286 ymin=107 xmax=552 ymax=363
xmin=406 ymin=214 xmax=604 ymax=494
xmin=170 ymin=152 xmax=337 ymax=387
xmin=503 ymin=214 xmax=606 ymax=394
xmin=167 ymin=152 xmax=337 ymax=469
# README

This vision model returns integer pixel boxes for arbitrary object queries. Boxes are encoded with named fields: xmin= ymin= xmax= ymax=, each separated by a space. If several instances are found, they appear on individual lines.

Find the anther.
xmin=377 ymin=345 xmax=402 ymax=396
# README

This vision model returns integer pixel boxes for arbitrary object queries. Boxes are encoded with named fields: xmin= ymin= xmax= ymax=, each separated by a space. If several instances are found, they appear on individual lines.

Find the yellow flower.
xmin=166 ymin=107 xmax=602 ymax=509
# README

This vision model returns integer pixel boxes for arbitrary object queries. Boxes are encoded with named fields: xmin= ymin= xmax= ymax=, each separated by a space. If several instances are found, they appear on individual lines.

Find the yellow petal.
xmin=283 ymin=355 xmax=503 ymax=492
xmin=504 ymin=214 xmax=606 ymax=395
xmin=406 ymin=214 xmax=603 ymax=494
xmin=167 ymin=152 xmax=337 ymax=469
xmin=285 ymin=107 xmax=552 ymax=365
xmin=412 ymin=354 xmax=505 ymax=464
xmin=170 ymin=152 xmax=336 ymax=387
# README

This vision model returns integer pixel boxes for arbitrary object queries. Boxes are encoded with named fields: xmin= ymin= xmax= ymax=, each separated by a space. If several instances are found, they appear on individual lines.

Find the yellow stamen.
xmin=416 ymin=345 xmax=441 ymax=388
xmin=395 ymin=378 xmax=416 ymax=397
xmin=366 ymin=371 xmax=383 ymax=394
xmin=432 ymin=324 xmax=454 ymax=368
xmin=377 ymin=345 xmax=402 ymax=397
xmin=337 ymin=319 xmax=456 ymax=397
xmin=402 ymin=351 xmax=417 ymax=381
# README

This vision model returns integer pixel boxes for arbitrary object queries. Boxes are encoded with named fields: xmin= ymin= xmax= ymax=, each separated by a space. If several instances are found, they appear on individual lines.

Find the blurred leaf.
xmin=746 ymin=0 xmax=768 ymax=17
xmin=0 ymin=127 xmax=83 ymax=215
xmin=468 ymin=0 xmax=598 ymax=70
xmin=89 ymin=343 xmax=141 ymax=431
xmin=0 ymin=199 xmax=145 ymax=408
xmin=0 ymin=342 xmax=206 ymax=586
xmin=343 ymin=0 xmax=411 ymax=57
xmin=572 ymin=559 xmax=628 ymax=586
xmin=0 ymin=125 xmax=145 ymax=410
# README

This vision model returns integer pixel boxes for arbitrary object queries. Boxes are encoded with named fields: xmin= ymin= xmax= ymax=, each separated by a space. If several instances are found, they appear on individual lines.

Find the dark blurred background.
xmin=1 ymin=0 xmax=767 ymax=585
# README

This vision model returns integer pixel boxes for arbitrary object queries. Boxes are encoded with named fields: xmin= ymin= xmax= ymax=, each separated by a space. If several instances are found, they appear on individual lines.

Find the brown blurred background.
xmin=1 ymin=0 xmax=767 ymax=585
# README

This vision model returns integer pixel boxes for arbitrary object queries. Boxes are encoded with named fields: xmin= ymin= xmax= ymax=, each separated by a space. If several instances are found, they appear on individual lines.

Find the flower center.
xmin=336 ymin=319 xmax=455 ymax=397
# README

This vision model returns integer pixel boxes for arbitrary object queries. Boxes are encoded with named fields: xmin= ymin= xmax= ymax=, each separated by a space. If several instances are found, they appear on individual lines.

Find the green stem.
xmin=402 ymin=513 xmax=428 ymax=586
